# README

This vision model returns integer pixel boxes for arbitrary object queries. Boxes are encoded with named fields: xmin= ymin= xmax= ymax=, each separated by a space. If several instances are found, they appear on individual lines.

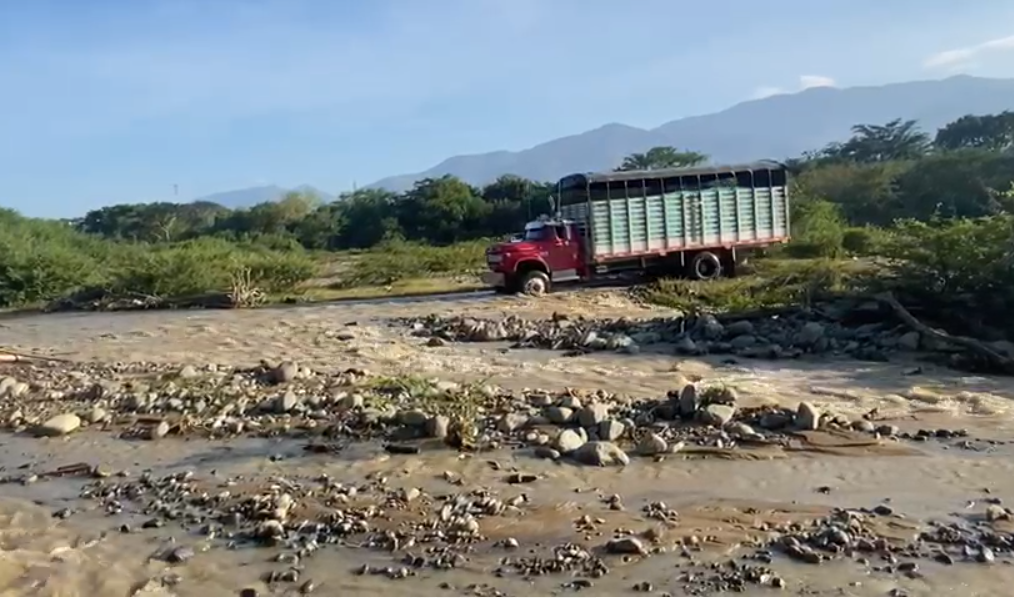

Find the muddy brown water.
xmin=2 ymin=291 xmax=1014 ymax=596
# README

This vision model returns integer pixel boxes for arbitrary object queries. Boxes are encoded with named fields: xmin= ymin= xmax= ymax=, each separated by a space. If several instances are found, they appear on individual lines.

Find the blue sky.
xmin=2 ymin=0 xmax=1014 ymax=217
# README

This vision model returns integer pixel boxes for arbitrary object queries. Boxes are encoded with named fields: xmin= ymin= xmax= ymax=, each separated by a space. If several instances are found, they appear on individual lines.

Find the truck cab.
xmin=482 ymin=216 xmax=584 ymax=295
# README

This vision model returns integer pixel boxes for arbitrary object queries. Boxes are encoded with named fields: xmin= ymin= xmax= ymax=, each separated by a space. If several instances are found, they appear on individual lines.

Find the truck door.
xmin=545 ymin=224 xmax=580 ymax=282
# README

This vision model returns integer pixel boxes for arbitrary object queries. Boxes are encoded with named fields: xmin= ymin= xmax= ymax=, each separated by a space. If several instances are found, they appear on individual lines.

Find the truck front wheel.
xmin=519 ymin=270 xmax=550 ymax=296
xmin=689 ymin=251 xmax=723 ymax=281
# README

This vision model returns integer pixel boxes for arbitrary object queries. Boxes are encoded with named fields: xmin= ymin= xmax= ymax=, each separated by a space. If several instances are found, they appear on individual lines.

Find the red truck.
xmin=481 ymin=161 xmax=790 ymax=295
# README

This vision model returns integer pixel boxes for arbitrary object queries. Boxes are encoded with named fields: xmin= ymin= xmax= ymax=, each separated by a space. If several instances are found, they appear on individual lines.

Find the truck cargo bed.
xmin=563 ymin=184 xmax=788 ymax=261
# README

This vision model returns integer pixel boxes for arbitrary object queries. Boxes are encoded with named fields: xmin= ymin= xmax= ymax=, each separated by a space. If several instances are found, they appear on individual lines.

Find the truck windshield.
xmin=524 ymin=226 xmax=552 ymax=241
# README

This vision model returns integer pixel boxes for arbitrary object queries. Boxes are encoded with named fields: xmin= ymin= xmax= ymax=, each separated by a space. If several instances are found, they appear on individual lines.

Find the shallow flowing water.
xmin=1 ymin=292 xmax=1014 ymax=596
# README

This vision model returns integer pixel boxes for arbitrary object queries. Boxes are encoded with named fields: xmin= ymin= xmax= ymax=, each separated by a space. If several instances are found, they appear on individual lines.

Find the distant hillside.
xmin=193 ymin=184 xmax=334 ymax=209
xmin=367 ymin=75 xmax=1014 ymax=191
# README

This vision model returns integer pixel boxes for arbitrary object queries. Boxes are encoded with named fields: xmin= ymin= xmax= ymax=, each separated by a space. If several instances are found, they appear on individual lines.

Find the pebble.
xmin=166 ymin=546 xmax=195 ymax=564
xmin=425 ymin=415 xmax=451 ymax=439
xmin=272 ymin=361 xmax=299 ymax=384
xmin=986 ymin=504 xmax=1010 ymax=521
xmin=36 ymin=413 xmax=82 ymax=437
xmin=546 ymin=406 xmax=574 ymax=425
xmin=554 ymin=429 xmax=586 ymax=453
xmin=86 ymin=406 xmax=109 ymax=424
xmin=534 ymin=446 xmax=562 ymax=460
xmin=577 ymin=403 xmax=610 ymax=427
xmin=275 ymin=391 xmax=300 ymax=414
xmin=148 ymin=420 xmax=171 ymax=440
xmin=605 ymin=537 xmax=646 ymax=555
xmin=637 ymin=433 xmax=668 ymax=456
xmin=677 ymin=384 xmax=699 ymax=418
xmin=398 ymin=409 xmax=429 ymax=427
xmin=598 ymin=419 xmax=625 ymax=441
xmin=700 ymin=404 xmax=736 ymax=427
xmin=795 ymin=402 xmax=821 ymax=430
xmin=572 ymin=441 xmax=629 ymax=467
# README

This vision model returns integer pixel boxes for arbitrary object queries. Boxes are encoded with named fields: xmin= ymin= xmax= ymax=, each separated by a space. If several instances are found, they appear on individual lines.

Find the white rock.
xmin=37 ymin=413 xmax=81 ymax=437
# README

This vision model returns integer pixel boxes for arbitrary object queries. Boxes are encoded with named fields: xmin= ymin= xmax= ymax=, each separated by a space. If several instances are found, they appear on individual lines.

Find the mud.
xmin=1 ymin=291 xmax=1013 ymax=596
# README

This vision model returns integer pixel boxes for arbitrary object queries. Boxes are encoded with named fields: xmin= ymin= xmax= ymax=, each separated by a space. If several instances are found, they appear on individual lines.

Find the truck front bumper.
xmin=481 ymin=271 xmax=506 ymax=288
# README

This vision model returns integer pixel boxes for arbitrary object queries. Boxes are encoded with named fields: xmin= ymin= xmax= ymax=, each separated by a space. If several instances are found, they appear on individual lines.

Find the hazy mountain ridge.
xmin=366 ymin=75 xmax=1014 ymax=192
xmin=190 ymin=76 xmax=1014 ymax=204
xmin=193 ymin=184 xmax=334 ymax=209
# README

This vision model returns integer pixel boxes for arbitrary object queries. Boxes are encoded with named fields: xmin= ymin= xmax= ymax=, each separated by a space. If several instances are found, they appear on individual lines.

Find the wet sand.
xmin=2 ymin=291 xmax=1014 ymax=596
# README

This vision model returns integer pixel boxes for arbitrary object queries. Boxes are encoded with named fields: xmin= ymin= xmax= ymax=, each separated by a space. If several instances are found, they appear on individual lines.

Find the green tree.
xmin=892 ymin=150 xmax=1014 ymax=219
xmin=292 ymin=203 xmax=346 ymax=250
xmin=935 ymin=112 xmax=1014 ymax=152
xmin=478 ymin=175 xmax=554 ymax=234
xmin=337 ymin=189 xmax=401 ymax=248
xmin=821 ymin=118 xmax=931 ymax=163
xmin=616 ymin=146 xmax=708 ymax=171
xmin=793 ymin=161 xmax=908 ymax=226
xmin=396 ymin=176 xmax=490 ymax=244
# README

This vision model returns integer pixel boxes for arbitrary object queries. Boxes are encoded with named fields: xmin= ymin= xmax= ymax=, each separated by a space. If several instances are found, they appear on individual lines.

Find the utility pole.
xmin=526 ymin=180 xmax=532 ymax=220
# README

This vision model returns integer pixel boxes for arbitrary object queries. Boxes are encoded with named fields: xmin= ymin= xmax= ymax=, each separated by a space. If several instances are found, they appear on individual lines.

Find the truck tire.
xmin=689 ymin=251 xmax=723 ymax=281
xmin=519 ymin=270 xmax=550 ymax=296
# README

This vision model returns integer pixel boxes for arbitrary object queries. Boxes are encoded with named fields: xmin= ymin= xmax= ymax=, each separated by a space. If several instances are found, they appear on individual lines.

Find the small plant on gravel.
xmin=699 ymin=384 xmax=737 ymax=406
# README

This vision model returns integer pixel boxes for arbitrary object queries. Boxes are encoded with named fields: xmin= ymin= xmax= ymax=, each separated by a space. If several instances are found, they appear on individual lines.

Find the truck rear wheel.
xmin=519 ymin=270 xmax=550 ymax=296
xmin=689 ymin=251 xmax=723 ymax=281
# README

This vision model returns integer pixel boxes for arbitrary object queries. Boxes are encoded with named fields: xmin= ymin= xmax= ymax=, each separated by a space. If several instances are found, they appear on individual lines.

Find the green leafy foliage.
xmin=785 ymin=198 xmax=847 ymax=259
xmin=338 ymin=239 xmax=488 ymax=288
xmin=615 ymin=146 xmax=709 ymax=171
xmin=5 ymin=111 xmax=1014 ymax=317
xmin=884 ymin=216 xmax=1014 ymax=297
xmin=0 ymin=212 xmax=317 ymax=308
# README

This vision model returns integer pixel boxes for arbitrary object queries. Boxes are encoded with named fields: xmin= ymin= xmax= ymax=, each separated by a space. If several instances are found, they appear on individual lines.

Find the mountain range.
xmin=194 ymin=184 xmax=333 ymax=209
xmin=192 ymin=75 xmax=1014 ymax=205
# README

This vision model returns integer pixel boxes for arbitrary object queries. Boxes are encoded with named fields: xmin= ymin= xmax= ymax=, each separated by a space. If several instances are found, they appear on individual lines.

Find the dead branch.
xmin=0 ymin=350 xmax=73 ymax=363
xmin=875 ymin=291 xmax=1014 ymax=374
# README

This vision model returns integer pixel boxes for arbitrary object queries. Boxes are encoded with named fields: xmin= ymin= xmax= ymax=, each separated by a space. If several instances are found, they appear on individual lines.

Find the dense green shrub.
xmin=842 ymin=226 xmax=890 ymax=256
xmin=338 ymin=238 xmax=488 ymax=287
xmin=0 ymin=214 xmax=318 ymax=308
xmin=881 ymin=215 xmax=1014 ymax=298
xmin=785 ymin=198 xmax=846 ymax=259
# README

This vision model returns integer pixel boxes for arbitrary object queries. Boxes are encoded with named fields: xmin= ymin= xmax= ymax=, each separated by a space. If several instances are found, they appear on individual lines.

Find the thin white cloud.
xmin=750 ymin=75 xmax=836 ymax=100
xmin=751 ymin=86 xmax=784 ymax=99
xmin=799 ymin=75 xmax=836 ymax=89
xmin=924 ymin=34 xmax=1014 ymax=69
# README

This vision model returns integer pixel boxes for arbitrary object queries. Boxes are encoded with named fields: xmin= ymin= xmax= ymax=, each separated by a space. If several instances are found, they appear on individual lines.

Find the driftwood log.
xmin=0 ymin=350 xmax=72 ymax=363
xmin=875 ymin=292 xmax=1014 ymax=374
xmin=44 ymin=289 xmax=243 ymax=313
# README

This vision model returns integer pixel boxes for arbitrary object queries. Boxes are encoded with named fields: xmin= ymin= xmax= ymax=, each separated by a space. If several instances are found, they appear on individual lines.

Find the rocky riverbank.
xmin=398 ymin=296 xmax=1014 ymax=373
xmin=1 ymin=355 xmax=1013 ymax=596
xmin=0 ymin=357 xmax=980 ymax=475
xmin=60 ymin=463 xmax=1014 ymax=597
xmin=1 ymin=292 xmax=1014 ymax=596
